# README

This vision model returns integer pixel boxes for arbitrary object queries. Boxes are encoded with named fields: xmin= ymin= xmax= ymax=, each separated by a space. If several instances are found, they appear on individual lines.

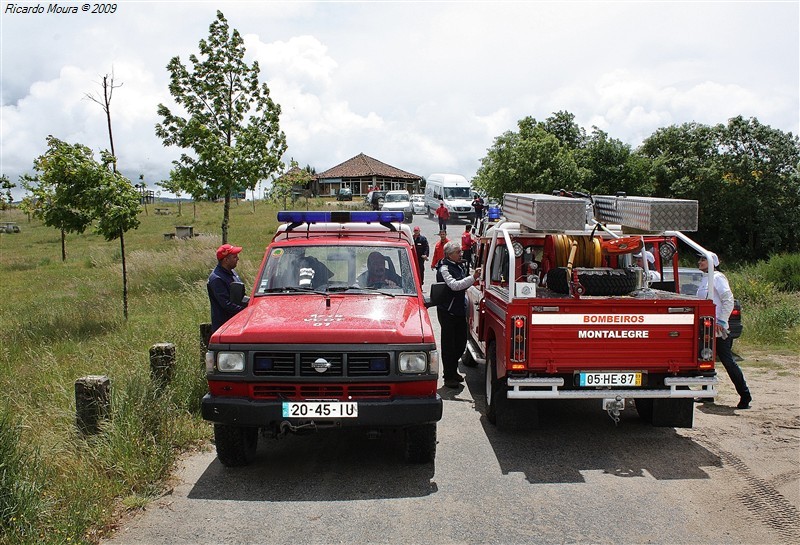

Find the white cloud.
xmin=1 ymin=1 xmax=797 ymax=200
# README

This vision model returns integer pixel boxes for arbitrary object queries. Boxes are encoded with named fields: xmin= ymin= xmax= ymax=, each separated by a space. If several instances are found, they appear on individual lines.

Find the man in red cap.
xmin=207 ymin=243 xmax=248 ymax=333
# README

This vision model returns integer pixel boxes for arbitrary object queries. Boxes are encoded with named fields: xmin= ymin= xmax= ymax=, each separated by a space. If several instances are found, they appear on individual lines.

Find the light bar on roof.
xmin=277 ymin=211 xmax=406 ymax=224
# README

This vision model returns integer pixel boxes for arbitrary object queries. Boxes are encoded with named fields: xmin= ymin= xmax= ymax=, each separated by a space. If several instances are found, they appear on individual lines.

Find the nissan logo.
xmin=313 ymin=357 xmax=331 ymax=373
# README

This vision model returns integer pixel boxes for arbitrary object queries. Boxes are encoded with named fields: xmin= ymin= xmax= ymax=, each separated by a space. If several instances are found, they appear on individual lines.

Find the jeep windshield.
xmin=256 ymin=245 xmax=418 ymax=295
xmin=385 ymin=193 xmax=410 ymax=203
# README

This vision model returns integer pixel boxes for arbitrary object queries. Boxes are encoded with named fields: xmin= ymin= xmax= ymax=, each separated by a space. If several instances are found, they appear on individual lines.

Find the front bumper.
xmin=202 ymin=394 xmax=443 ymax=428
xmin=506 ymin=376 xmax=718 ymax=400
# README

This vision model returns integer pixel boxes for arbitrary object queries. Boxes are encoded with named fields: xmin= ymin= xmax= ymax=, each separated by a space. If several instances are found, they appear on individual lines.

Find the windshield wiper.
xmin=262 ymin=286 xmax=326 ymax=295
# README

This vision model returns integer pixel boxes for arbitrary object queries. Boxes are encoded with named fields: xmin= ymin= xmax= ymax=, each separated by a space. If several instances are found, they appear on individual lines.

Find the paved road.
xmin=106 ymin=214 xmax=797 ymax=545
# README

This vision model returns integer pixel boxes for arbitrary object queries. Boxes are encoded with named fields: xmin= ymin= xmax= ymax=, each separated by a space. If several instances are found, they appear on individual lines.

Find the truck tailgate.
xmin=526 ymin=298 xmax=713 ymax=373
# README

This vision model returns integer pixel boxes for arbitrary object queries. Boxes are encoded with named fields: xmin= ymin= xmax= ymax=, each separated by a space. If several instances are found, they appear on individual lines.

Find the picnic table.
xmin=155 ymin=207 xmax=171 ymax=215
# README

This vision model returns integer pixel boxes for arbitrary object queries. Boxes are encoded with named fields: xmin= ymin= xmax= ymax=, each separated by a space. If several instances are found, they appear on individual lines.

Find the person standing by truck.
xmin=697 ymin=253 xmax=752 ymax=409
xmin=461 ymin=224 xmax=476 ymax=273
xmin=207 ymin=243 xmax=248 ymax=333
xmin=430 ymin=230 xmax=449 ymax=271
xmin=435 ymin=201 xmax=450 ymax=231
xmin=412 ymin=226 xmax=429 ymax=284
xmin=436 ymin=241 xmax=481 ymax=388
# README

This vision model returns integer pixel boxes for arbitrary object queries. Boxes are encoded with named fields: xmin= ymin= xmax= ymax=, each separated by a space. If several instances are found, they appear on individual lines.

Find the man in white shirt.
xmin=697 ymin=252 xmax=751 ymax=409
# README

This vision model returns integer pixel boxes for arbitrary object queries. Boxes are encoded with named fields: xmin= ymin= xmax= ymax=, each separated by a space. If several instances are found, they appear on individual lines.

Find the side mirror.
xmin=230 ymin=282 xmax=245 ymax=305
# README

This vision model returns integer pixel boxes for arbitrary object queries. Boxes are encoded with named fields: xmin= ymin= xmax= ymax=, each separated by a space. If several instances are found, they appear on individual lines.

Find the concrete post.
xmin=149 ymin=342 xmax=176 ymax=388
xmin=75 ymin=375 xmax=111 ymax=435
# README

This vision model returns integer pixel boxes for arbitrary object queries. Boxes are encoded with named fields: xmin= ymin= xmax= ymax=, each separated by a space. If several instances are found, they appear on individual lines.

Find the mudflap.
xmin=651 ymin=398 xmax=694 ymax=428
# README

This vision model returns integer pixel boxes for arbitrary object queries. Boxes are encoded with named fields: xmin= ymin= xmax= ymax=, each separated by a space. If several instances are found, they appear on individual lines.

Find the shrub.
xmin=761 ymin=253 xmax=800 ymax=292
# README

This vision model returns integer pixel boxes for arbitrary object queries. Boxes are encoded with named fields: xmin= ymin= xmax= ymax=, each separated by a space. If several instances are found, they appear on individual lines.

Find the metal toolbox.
xmin=593 ymin=195 xmax=699 ymax=232
xmin=503 ymin=193 xmax=588 ymax=231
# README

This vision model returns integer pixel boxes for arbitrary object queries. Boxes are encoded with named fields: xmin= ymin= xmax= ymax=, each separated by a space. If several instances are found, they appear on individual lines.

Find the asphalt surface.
xmin=105 ymin=214 xmax=796 ymax=545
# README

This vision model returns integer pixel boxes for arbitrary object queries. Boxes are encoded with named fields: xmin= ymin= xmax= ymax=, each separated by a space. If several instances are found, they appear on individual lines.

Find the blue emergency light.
xmin=487 ymin=206 xmax=502 ymax=220
xmin=277 ymin=211 xmax=405 ymax=224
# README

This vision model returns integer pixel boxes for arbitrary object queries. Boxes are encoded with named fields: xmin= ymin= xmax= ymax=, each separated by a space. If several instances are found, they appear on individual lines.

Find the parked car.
xmin=411 ymin=194 xmax=426 ymax=215
xmin=365 ymin=190 xmax=387 ymax=210
xmin=663 ymin=267 xmax=742 ymax=339
xmin=336 ymin=187 xmax=353 ymax=201
xmin=380 ymin=190 xmax=413 ymax=222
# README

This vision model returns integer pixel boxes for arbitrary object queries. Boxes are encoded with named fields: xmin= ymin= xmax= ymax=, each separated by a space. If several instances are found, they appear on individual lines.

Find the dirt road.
xmin=105 ymin=216 xmax=800 ymax=545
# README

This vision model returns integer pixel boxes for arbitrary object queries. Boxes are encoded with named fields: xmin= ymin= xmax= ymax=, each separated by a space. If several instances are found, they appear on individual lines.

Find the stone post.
xmin=149 ymin=342 xmax=176 ymax=388
xmin=75 ymin=375 xmax=111 ymax=435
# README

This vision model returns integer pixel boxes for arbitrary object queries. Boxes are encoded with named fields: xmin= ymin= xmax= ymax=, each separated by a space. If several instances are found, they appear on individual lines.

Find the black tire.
xmin=461 ymin=342 xmax=479 ymax=368
xmin=214 ymin=424 xmax=258 ymax=467
xmin=634 ymin=398 xmax=654 ymax=424
xmin=404 ymin=423 xmax=437 ymax=463
xmin=651 ymin=398 xmax=694 ymax=428
xmin=546 ymin=267 xmax=638 ymax=296
xmin=484 ymin=341 xmax=516 ymax=427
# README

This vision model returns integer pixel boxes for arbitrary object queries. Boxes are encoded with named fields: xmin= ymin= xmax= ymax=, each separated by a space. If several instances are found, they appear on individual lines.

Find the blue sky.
xmin=2 ymin=0 xmax=798 ymax=199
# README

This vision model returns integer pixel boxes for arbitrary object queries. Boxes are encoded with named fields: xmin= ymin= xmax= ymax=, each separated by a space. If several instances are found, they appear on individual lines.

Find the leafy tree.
xmin=269 ymin=160 xmax=312 ymax=210
xmin=156 ymin=10 xmax=287 ymax=243
xmin=0 ymin=174 xmax=14 ymax=209
xmin=28 ymin=137 xmax=140 ymax=317
xmin=473 ymin=116 xmax=579 ymax=197
xmin=639 ymin=117 xmax=800 ymax=262
xmin=24 ymin=140 xmax=97 ymax=261
xmin=543 ymin=110 xmax=586 ymax=150
xmin=157 ymin=174 xmax=184 ymax=216
xmin=575 ymin=128 xmax=653 ymax=196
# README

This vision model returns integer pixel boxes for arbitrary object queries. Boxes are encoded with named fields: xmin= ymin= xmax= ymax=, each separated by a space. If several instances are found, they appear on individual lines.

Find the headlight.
xmin=399 ymin=352 xmax=427 ymax=373
xmin=217 ymin=352 xmax=245 ymax=372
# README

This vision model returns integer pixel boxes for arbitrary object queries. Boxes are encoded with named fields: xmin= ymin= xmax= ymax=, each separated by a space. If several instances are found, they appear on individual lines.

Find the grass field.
xmin=0 ymin=199 xmax=797 ymax=544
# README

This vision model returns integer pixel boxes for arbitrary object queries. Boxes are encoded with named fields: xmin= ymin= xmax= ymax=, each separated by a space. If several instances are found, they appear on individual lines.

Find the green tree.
xmin=157 ymin=174 xmax=184 ymax=216
xmin=575 ymin=128 xmax=653 ymax=196
xmin=24 ymin=140 xmax=97 ymax=261
xmin=639 ymin=117 xmax=800 ymax=262
xmin=156 ymin=10 xmax=287 ymax=243
xmin=0 ymin=174 xmax=14 ymax=209
xmin=28 ymin=136 xmax=140 ymax=316
xmin=474 ymin=116 xmax=579 ymax=197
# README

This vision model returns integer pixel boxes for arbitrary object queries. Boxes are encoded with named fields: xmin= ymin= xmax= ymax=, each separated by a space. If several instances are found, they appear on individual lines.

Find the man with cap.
xmin=412 ymin=226 xmax=429 ymax=285
xmin=207 ymin=243 xmax=248 ymax=333
xmin=697 ymin=252 xmax=752 ymax=409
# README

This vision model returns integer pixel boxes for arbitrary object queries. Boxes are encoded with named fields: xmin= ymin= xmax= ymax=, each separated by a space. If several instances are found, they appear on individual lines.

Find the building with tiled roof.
xmin=314 ymin=153 xmax=423 ymax=197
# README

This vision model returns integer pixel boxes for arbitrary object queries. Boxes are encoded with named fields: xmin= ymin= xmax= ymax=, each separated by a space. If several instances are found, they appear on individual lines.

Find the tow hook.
xmin=279 ymin=420 xmax=317 ymax=435
xmin=603 ymin=396 xmax=625 ymax=425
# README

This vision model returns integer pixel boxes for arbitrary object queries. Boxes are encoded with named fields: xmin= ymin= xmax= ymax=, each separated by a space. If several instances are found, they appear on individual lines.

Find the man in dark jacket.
xmin=207 ymin=243 xmax=248 ymax=333
xmin=436 ymin=241 xmax=481 ymax=388
xmin=412 ymin=226 xmax=429 ymax=284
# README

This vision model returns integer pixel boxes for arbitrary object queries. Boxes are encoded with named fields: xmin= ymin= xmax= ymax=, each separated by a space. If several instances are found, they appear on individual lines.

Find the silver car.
xmin=411 ymin=194 xmax=426 ymax=215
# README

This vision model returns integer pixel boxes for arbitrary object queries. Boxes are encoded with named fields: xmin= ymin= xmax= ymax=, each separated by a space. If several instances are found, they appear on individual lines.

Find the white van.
xmin=424 ymin=173 xmax=474 ymax=221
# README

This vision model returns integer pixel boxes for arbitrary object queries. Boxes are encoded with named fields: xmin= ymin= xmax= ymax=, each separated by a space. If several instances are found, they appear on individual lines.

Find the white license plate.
xmin=282 ymin=401 xmax=358 ymax=418
xmin=579 ymin=372 xmax=642 ymax=387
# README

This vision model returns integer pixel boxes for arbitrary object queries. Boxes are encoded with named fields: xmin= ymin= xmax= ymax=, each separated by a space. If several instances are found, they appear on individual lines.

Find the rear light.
xmin=699 ymin=315 xmax=715 ymax=362
xmin=510 ymin=314 xmax=526 ymax=363
xmin=731 ymin=308 xmax=741 ymax=318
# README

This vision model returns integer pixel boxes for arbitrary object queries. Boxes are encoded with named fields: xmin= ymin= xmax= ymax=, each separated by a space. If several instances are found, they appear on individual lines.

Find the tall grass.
xmin=0 ymin=200 xmax=284 ymax=544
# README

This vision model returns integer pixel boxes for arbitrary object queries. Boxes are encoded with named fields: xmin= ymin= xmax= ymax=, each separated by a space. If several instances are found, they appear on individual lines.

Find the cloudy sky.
xmin=1 ymin=0 xmax=798 ymax=200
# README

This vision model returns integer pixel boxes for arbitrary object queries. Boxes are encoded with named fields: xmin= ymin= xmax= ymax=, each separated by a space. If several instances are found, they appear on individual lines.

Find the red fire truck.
xmin=464 ymin=193 xmax=722 ymax=429
xmin=202 ymin=211 xmax=442 ymax=466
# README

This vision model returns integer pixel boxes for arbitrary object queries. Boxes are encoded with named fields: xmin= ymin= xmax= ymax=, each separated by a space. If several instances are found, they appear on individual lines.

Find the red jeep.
xmin=202 ymin=211 xmax=442 ymax=466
